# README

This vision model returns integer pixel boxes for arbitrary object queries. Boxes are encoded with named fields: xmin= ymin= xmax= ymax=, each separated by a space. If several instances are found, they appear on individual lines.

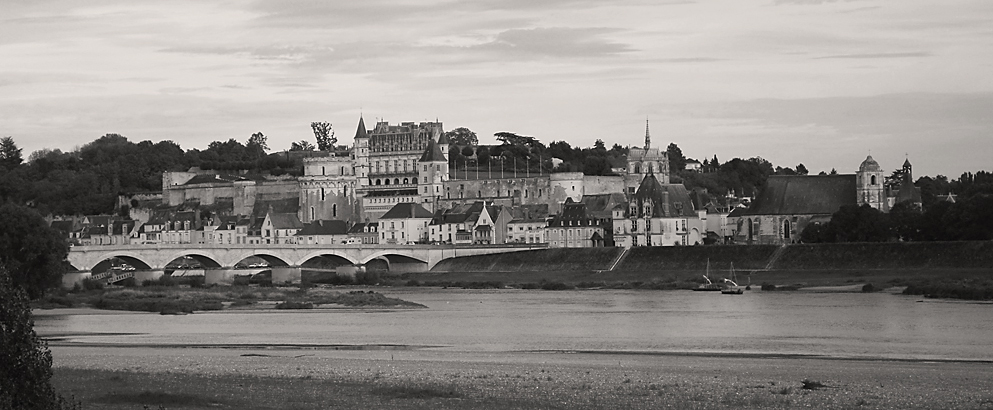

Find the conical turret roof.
xmin=419 ymin=138 xmax=446 ymax=162
xmin=354 ymin=116 xmax=368 ymax=140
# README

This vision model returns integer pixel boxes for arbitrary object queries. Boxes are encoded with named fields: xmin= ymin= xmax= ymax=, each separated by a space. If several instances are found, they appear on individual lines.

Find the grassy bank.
xmin=33 ymin=286 xmax=425 ymax=313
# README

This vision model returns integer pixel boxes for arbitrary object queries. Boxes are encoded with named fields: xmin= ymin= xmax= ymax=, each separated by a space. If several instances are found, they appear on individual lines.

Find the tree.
xmin=311 ymin=121 xmax=336 ymax=152
xmin=290 ymin=140 xmax=315 ymax=151
xmin=667 ymin=143 xmax=686 ymax=172
xmin=0 ymin=204 xmax=68 ymax=299
xmin=1 ymin=267 xmax=79 ymax=410
xmin=827 ymin=204 xmax=891 ymax=242
xmin=443 ymin=127 xmax=478 ymax=146
xmin=247 ymin=132 xmax=268 ymax=159
xmin=1 ymin=137 xmax=23 ymax=171
xmin=796 ymin=163 xmax=809 ymax=175
xmin=461 ymin=146 xmax=474 ymax=157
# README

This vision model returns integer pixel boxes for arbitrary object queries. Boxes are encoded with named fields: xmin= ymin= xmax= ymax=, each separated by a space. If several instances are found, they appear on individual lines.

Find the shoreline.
xmin=50 ymin=346 xmax=993 ymax=409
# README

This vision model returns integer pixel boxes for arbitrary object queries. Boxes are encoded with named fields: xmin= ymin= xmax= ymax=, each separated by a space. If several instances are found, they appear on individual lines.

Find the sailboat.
xmin=721 ymin=262 xmax=744 ymax=295
xmin=693 ymin=259 xmax=722 ymax=291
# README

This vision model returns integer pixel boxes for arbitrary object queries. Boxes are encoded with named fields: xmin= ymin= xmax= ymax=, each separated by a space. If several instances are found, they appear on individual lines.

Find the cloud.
xmin=814 ymin=51 xmax=931 ymax=59
xmin=476 ymin=27 xmax=633 ymax=58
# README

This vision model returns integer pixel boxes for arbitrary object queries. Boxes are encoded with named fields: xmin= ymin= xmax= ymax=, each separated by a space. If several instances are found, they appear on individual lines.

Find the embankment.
xmin=418 ymin=242 xmax=993 ymax=287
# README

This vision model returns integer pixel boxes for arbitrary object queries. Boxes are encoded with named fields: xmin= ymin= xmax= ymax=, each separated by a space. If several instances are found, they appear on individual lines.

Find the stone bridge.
xmin=67 ymin=243 xmax=543 ymax=273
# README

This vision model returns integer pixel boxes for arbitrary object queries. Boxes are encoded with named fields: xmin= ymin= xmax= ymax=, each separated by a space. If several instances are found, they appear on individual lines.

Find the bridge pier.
xmin=272 ymin=266 xmax=302 ymax=284
xmin=134 ymin=270 xmax=165 ymax=284
xmin=62 ymin=271 xmax=91 ymax=289
xmin=205 ymin=268 xmax=241 ymax=286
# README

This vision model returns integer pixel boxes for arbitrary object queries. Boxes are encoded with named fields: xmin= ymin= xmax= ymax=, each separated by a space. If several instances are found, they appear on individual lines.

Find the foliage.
xmin=290 ymin=140 xmax=315 ymax=151
xmin=443 ymin=127 xmax=478 ymax=146
xmin=0 ymin=136 xmax=23 ymax=171
xmin=0 ymin=204 xmax=68 ymax=299
xmin=666 ymin=143 xmax=686 ymax=172
xmin=0 ymin=267 xmax=80 ymax=410
xmin=246 ymin=132 xmax=268 ymax=158
xmin=311 ymin=121 xmax=336 ymax=151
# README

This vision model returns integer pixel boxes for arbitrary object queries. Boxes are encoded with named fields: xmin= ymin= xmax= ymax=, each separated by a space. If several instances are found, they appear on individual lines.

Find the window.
xmin=320 ymin=188 xmax=325 ymax=201
xmin=310 ymin=207 xmax=315 ymax=221
xmin=871 ymin=175 xmax=877 ymax=185
xmin=332 ymin=204 xmax=337 ymax=218
xmin=322 ymin=166 xmax=325 ymax=175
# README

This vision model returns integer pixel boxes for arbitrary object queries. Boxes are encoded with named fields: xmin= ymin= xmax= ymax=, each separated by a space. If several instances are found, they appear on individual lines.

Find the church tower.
xmin=417 ymin=138 xmax=448 ymax=212
xmin=856 ymin=155 xmax=885 ymax=211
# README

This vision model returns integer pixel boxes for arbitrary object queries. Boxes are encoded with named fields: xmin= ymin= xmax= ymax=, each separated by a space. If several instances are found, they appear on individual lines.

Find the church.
xmin=729 ymin=155 xmax=922 ymax=245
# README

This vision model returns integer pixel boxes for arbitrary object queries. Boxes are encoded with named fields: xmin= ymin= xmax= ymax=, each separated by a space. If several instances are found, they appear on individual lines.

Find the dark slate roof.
xmin=348 ymin=222 xmax=378 ymax=234
xmin=580 ymin=193 xmax=627 ymax=218
xmin=418 ymin=138 xmax=447 ymax=162
xmin=354 ymin=116 xmax=368 ymax=140
xmin=737 ymin=175 xmax=857 ymax=216
xmin=896 ymin=173 xmax=922 ymax=204
xmin=296 ymin=220 xmax=348 ymax=236
xmin=381 ymin=203 xmax=433 ymax=219
xmin=268 ymin=213 xmax=303 ymax=230
xmin=632 ymin=174 xmax=697 ymax=217
xmin=436 ymin=130 xmax=451 ymax=145
xmin=508 ymin=204 xmax=549 ymax=222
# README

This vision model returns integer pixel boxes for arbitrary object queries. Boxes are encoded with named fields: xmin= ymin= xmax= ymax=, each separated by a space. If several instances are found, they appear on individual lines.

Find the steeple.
xmin=354 ymin=116 xmax=368 ymax=140
xmin=644 ymin=119 xmax=651 ymax=150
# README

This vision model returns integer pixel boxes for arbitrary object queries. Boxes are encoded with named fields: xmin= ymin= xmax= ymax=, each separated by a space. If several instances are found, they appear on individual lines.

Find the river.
xmin=34 ymin=288 xmax=993 ymax=362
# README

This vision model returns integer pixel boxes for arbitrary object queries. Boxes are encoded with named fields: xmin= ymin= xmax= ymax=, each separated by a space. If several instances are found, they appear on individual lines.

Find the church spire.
xmin=644 ymin=119 xmax=651 ymax=150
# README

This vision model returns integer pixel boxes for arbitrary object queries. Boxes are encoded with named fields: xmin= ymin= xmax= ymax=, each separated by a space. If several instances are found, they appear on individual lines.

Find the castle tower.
xmin=299 ymin=157 xmax=359 ymax=223
xmin=352 ymin=116 xmax=370 ymax=188
xmin=417 ymin=138 xmax=448 ymax=212
xmin=856 ymin=155 xmax=885 ymax=211
xmin=644 ymin=119 xmax=651 ymax=150
xmin=436 ymin=127 xmax=451 ymax=163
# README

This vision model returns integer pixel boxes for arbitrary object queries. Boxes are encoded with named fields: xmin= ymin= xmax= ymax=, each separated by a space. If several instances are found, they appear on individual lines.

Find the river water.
xmin=34 ymin=288 xmax=993 ymax=362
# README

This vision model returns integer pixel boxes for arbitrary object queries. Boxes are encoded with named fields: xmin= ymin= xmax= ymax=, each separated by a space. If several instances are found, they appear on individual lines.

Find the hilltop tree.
xmin=290 ymin=140 xmax=315 ymax=151
xmin=247 ymin=132 xmax=268 ymax=159
xmin=796 ymin=163 xmax=809 ymax=175
xmin=311 ymin=121 xmax=336 ymax=152
xmin=0 ymin=137 xmax=23 ymax=171
xmin=443 ymin=127 xmax=478 ymax=146
xmin=666 ymin=143 xmax=686 ymax=172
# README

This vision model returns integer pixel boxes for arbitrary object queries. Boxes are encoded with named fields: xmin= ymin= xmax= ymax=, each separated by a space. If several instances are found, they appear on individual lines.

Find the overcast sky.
xmin=2 ymin=0 xmax=991 ymax=178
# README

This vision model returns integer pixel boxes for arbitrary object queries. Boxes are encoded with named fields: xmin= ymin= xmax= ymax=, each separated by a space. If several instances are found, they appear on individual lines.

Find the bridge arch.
xmin=360 ymin=251 xmax=429 ymax=272
xmin=232 ymin=252 xmax=291 ymax=267
xmin=84 ymin=252 xmax=153 ymax=272
xmin=296 ymin=251 xmax=358 ymax=267
xmin=162 ymin=250 xmax=223 ymax=269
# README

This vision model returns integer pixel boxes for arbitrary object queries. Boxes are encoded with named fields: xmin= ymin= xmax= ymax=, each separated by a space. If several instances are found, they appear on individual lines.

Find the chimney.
xmin=662 ymin=191 xmax=670 ymax=216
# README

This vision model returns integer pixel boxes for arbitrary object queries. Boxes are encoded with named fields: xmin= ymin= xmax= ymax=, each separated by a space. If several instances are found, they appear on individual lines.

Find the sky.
xmin=1 ymin=0 xmax=991 ymax=179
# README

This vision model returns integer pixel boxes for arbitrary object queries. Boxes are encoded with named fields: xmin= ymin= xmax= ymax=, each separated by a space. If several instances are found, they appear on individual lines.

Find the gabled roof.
xmin=737 ymin=175 xmax=857 ymax=216
xmin=354 ymin=116 xmax=368 ymax=140
xmin=580 ymin=193 xmax=627 ymax=218
xmin=296 ymin=220 xmax=348 ymax=236
xmin=418 ymin=138 xmax=446 ymax=162
xmin=348 ymin=222 xmax=378 ymax=234
xmin=267 ymin=213 xmax=303 ymax=229
xmin=381 ymin=203 xmax=433 ymax=219
xmin=632 ymin=174 xmax=697 ymax=217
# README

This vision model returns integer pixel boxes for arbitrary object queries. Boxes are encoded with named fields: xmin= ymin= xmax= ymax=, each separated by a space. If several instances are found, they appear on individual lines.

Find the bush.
xmin=80 ymin=278 xmax=104 ymax=291
xmin=861 ymin=283 xmax=876 ymax=293
xmin=540 ymin=281 xmax=574 ymax=291
xmin=1 ymin=267 xmax=81 ymax=409
xmin=275 ymin=301 xmax=314 ymax=309
xmin=761 ymin=283 xmax=777 ymax=291
xmin=355 ymin=271 xmax=381 ymax=285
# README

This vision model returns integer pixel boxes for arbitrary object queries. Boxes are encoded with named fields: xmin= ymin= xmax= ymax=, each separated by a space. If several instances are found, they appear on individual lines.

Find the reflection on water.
xmin=34 ymin=289 xmax=993 ymax=361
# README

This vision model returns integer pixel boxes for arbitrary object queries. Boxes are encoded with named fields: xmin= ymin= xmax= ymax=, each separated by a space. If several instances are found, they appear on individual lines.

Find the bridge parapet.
xmin=67 ymin=243 xmax=546 ymax=273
